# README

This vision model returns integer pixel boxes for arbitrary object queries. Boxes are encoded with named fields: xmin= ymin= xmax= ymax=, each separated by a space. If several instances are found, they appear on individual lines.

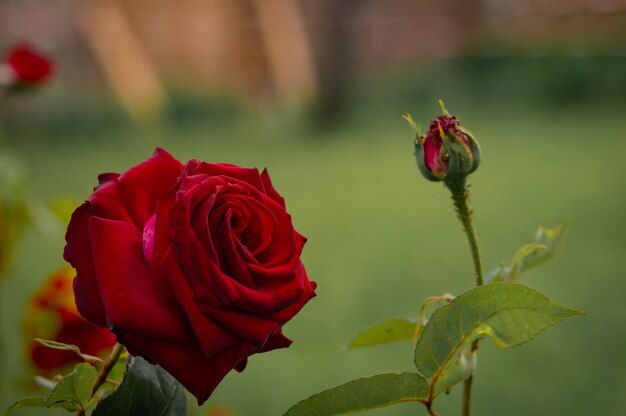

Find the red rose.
xmin=23 ymin=267 xmax=116 ymax=375
xmin=64 ymin=149 xmax=316 ymax=403
xmin=5 ymin=44 xmax=53 ymax=86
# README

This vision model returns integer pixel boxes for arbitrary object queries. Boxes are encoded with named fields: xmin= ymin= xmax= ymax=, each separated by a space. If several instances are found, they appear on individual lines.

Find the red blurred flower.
xmin=23 ymin=267 xmax=116 ymax=375
xmin=4 ymin=44 xmax=53 ymax=86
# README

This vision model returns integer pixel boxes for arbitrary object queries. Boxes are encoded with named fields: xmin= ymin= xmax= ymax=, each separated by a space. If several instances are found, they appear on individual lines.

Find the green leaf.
xmin=508 ymin=242 xmax=548 ymax=276
xmin=93 ymin=356 xmax=186 ymax=416
xmin=413 ymin=294 xmax=455 ymax=343
xmin=34 ymin=338 xmax=104 ymax=365
xmin=2 ymin=363 xmax=98 ymax=415
xmin=347 ymin=318 xmax=416 ymax=349
xmin=46 ymin=363 xmax=98 ymax=411
xmin=2 ymin=397 xmax=47 ymax=416
xmin=486 ymin=218 xmax=571 ymax=283
xmin=414 ymin=283 xmax=583 ymax=399
xmin=283 ymin=372 xmax=428 ymax=416
xmin=430 ymin=348 xmax=476 ymax=397
xmin=347 ymin=294 xmax=455 ymax=349
xmin=523 ymin=218 xmax=571 ymax=270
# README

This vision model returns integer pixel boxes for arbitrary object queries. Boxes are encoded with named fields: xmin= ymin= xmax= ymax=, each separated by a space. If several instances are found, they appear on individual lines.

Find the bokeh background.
xmin=1 ymin=0 xmax=626 ymax=414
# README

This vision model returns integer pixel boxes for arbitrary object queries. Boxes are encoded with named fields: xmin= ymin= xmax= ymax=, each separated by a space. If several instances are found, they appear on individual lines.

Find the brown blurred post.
xmin=75 ymin=0 xmax=166 ymax=123
xmin=305 ymin=0 xmax=356 ymax=127
xmin=251 ymin=0 xmax=317 ymax=104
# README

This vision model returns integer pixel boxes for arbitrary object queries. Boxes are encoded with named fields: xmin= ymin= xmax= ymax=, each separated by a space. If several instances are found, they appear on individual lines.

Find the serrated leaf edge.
xmin=283 ymin=373 xmax=428 ymax=416
xmin=420 ymin=284 xmax=584 ymax=402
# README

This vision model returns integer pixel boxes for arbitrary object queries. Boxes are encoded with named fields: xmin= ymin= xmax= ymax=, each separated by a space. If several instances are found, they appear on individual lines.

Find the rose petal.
xmin=64 ymin=202 xmax=107 ymax=327
xmin=183 ymin=161 xmax=265 ymax=192
xmin=270 ymin=264 xmax=317 ymax=324
xmin=214 ymin=209 xmax=255 ymax=286
xmin=96 ymin=172 xmax=119 ymax=188
xmin=259 ymin=331 xmax=292 ymax=352
xmin=88 ymin=217 xmax=188 ymax=340
xmin=122 ymin=333 xmax=256 ymax=405
xmin=161 ymin=247 xmax=241 ymax=356
xmin=151 ymin=187 xmax=180 ymax=268
xmin=175 ymin=215 xmax=306 ymax=316
xmin=250 ymin=196 xmax=302 ymax=271
xmin=117 ymin=148 xmax=183 ymax=230
xmin=87 ymin=178 xmax=132 ymax=224
xmin=423 ymin=135 xmax=445 ymax=176
xmin=199 ymin=304 xmax=281 ymax=347
xmin=260 ymin=168 xmax=286 ymax=208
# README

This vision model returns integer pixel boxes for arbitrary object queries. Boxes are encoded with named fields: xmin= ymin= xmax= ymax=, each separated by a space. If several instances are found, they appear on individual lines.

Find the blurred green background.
xmin=2 ymin=1 xmax=626 ymax=415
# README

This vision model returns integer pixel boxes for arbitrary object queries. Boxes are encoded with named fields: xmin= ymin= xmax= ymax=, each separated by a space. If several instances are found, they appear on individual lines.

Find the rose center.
xmin=142 ymin=214 xmax=157 ymax=264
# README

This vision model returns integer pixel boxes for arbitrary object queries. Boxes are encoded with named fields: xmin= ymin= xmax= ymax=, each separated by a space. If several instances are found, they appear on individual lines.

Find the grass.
xmin=1 ymin=74 xmax=626 ymax=415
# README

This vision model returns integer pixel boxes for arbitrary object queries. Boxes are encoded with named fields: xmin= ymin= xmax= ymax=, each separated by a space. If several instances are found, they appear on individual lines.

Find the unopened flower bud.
xmin=406 ymin=101 xmax=481 ymax=184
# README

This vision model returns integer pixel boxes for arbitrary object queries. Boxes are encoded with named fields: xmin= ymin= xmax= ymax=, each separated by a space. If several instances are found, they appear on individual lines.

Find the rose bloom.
xmin=64 ymin=149 xmax=316 ymax=403
xmin=23 ymin=267 xmax=116 ymax=375
xmin=3 ymin=44 xmax=53 ymax=86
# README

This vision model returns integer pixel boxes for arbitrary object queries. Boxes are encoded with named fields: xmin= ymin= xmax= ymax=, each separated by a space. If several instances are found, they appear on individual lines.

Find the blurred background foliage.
xmin=1 ymin=0 xmax=626 ymax=415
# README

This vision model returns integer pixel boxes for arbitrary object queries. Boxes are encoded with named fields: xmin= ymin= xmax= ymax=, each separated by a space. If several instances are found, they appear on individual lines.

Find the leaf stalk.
xmin=75 ymin=343 xmax=125 ymax=416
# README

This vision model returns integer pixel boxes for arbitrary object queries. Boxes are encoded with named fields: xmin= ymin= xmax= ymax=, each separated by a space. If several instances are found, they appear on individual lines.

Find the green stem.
xmin=448 ymin=182 xmax=483 ymax=286
xmin=92 ymin=343 xmax=125 ymax=395
xmin=76 ymin=343 xmax=125 ymax=416
xmin=446 ymin=179 xmax=484 ymax=416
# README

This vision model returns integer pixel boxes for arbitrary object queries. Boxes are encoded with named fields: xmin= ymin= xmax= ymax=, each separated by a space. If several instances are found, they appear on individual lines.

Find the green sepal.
xmin=442 ymin=130 xmax=473 ymax=182
xmin=402 ymin=113 xmax=422 ymax=135
xmin=405 ymin=111 xmax=441 ymax=181
xmin=460 ymin=126 xmax=481 ymax=174
xmin=414 ymin=136 xmax=443 ymax=182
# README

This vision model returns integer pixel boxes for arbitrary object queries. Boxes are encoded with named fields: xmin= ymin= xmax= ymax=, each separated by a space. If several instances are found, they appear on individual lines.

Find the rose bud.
xmin=410 ymin=101 xmax=480 ymax=183
xmin=2 ymin=43 xmax=53 ymax=87
xmin=23 ymin=267 xmax=116 ymax=375
xmin=64 ymin=148 xmax=316 ymax=404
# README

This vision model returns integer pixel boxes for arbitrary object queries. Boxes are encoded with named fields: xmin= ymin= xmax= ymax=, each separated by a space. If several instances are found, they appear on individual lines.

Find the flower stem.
xmin=93 ymin=343 xmax=125 ymax=395
xmin=446 ymin=179 xmax=484 ymax=416
xmin=76 ymin=343 xmax=125 ymax=416
xmin=448 ymin=182 xmax=483 ymax=286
